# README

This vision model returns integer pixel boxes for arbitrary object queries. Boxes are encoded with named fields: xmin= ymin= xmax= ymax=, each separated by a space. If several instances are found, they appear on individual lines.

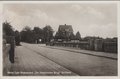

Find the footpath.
xmin=3 ymin=45 xmax=77 ymax=76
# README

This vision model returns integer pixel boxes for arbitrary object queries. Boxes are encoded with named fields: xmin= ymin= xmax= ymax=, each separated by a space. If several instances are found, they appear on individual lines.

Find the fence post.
xmin=89 ymin=39 xmax=94 ymax=50
xmin=94 ymin=39 xmax=103 ymax=51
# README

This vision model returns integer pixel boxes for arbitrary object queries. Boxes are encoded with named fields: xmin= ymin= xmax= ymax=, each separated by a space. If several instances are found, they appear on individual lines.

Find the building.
xmin=55 ymin=24 xmax=74 ymax=42
xmin=58 ymin=24 xmax=73 ymax=34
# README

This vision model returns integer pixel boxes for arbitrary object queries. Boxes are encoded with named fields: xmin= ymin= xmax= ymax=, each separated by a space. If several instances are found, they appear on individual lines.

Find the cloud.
xmin=3 ymin=6 xmax=58 ymax=31
xmin=3 ymin=4 xmax=117 ymax=38
xmin=71 ymin=5 xmax=105 ymax=20
xmin=81 ymin=23 xmax=117 ymax=38
xmin=87 ymin=7 xmax=105 ymax=19
xmin=71 ymin=5 xmax=83 ymax=12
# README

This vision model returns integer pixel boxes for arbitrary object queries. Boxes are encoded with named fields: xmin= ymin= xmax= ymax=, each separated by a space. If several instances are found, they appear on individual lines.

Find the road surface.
xmin=4 ymin=44 xmax=77 ymax=76
xmin=22 ymin=43 xmax=117 ymax=76
xmin=4 ymin=42 xmax=117 ymax=76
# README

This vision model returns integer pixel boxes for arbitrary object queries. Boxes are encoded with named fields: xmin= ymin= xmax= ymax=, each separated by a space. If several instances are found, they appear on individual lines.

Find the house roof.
xmin=58 ymin=24 xmax=73 ymax=32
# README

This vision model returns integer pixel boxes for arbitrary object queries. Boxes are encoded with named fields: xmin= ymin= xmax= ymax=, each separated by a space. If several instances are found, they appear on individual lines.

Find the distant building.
xmin=58 ymin=24 xmax=73 ymax=34
xmin=55 ymin=24 xmax=74 ymax=42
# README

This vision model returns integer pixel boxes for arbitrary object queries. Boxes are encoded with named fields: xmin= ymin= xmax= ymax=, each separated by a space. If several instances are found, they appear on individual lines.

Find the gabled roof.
xmin=58 ymin=24 xmax=73 ymax=32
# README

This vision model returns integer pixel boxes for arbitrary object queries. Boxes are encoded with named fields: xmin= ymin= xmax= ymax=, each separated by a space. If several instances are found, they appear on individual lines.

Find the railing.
xmin=48 ymin=41 xmax=90 ymax=50
xmin=48 ymin=39 xmax=117 ymax=53
xmin=103 ymin=42 xmax=117 ymax=53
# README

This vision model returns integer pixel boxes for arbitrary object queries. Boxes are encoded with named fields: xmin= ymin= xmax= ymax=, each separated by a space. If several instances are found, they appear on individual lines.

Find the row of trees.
xmin=3 ymin=21 xmax=117 ymax=44
xmin=3 ymin=22 xmax=15 ymax=36
xmin=3 ymin=21 xmax=81 ymax=43
xmin=3 ymin=22 xmax=54 ymax=43
xmin=20 ymin=25 xmax=81 ymax=43
xmin=20 ymin=25 xmax=54 ymax=43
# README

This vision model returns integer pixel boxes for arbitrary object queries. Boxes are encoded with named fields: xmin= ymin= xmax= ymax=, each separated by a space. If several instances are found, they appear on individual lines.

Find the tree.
xmin=20 ymin=26 xmax=34 ymax=43
xmin=22 ymin=26 xmax=31 ymax=31
xmin=3 ymin=21 xmax=14 ymax=36
xmin=20 ymin=25 xmax=54 ymax=43
xmin=33 ymin=27 xmax=43 ymax=43
xmin=76 ymin=31 xmax=81 ymax=40
xmin=43 ymin=25 xmax=54 ymax=42
xmin=69 ymin=32 xmax=76 ymax=40
xmin=33 ymin=27 xmax=42 ymax=34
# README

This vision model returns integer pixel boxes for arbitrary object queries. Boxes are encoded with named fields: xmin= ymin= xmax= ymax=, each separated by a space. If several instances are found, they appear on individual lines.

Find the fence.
xmin=103 ymin=42 xmax=117 ymax=53
xmin=48 ymin=39 xmax=117 ymax=53
xmin=51 ymin=42 xmax=90 ymax=49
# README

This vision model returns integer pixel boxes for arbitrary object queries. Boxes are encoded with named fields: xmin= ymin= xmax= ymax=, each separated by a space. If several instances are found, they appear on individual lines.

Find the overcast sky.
xmin=3 ymin=3 xmax=117 ymax=38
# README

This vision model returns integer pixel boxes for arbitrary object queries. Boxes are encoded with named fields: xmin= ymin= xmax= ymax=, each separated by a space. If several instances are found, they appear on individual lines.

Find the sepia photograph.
xmin=1 ymin=1 xmax=119 ymax=77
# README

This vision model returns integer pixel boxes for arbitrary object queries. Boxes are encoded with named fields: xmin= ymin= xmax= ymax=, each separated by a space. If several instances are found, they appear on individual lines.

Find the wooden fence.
xmin=103 ymin=42 xmax=117 ymax=53
xmin=48 ymin=39 xmax=117 ymax=53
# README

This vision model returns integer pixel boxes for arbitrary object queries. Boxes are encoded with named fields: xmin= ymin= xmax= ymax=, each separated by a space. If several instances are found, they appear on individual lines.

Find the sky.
xmin=3 ymin=3 xmax=117 ymax=38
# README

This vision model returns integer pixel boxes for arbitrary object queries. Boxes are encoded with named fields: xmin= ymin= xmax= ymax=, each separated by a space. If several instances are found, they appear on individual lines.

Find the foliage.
xmin=20 ymin=26 xmax=35 ymax=43
xmin=43 ymin=25 xmax=54 ymax=42
xmin=76 ymin=31 xmax=81 ymax=40
xmin=20 ymin=25 xmax=54 ymax=43
xmin=33 ymin=27 xmax=43 ymax=39
xmin=69 ymin=32 xmax=76 ymax=40
xmin=3 ymin=21 xmax=14 ymax=36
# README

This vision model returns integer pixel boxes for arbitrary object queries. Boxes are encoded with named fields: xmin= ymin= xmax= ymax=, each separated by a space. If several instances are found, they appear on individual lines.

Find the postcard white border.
xmin=0 ymin=1 xmax=120 ymax=79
